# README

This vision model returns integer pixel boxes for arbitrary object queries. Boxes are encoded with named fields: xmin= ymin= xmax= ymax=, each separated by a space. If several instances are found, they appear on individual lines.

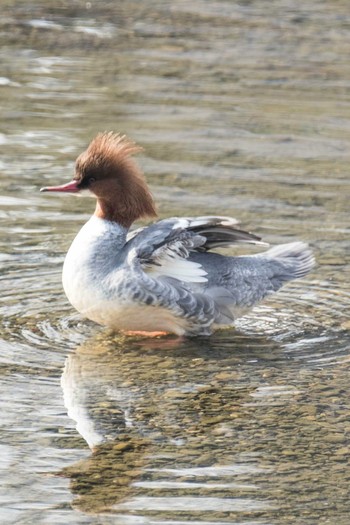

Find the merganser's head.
xmin=40 ymin=132 xmax=157 ymax=227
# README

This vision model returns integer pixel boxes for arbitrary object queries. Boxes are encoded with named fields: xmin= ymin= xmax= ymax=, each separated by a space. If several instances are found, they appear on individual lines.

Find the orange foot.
xmin=123 ymin=330 xmax=169 ymax=337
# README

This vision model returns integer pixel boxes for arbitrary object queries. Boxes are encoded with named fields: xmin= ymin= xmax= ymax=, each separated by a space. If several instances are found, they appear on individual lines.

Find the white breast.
xmin=62 ymin=216 xmax=126 ymax=321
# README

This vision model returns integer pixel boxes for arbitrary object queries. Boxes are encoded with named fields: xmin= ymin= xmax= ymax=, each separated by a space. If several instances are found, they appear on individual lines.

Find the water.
xmin=0 ymin=1 xmax=349 ymax=523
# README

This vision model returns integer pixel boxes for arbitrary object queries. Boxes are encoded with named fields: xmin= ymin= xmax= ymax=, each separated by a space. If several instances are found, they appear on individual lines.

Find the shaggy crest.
xmin=87 ymin=131 xmax=142 ymax=161
xmin=76 ymin=131 xmax=143 ymax=179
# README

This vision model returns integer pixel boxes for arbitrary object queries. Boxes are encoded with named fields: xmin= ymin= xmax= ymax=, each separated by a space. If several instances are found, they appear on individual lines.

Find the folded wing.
xmin=124 ymin=216 xmax=265 ymax=283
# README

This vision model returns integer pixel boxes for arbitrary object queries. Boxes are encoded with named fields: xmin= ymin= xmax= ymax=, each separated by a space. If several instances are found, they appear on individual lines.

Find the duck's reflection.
xmin=60 ymin=330 xmax=279 ymax=513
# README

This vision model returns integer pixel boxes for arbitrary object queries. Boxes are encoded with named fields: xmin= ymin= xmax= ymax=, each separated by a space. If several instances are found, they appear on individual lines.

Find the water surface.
xmin=0 ymin=1 xmax=349 ymax=524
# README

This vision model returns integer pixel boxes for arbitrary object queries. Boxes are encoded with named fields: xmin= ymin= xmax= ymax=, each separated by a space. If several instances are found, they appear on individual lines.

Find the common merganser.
xmin=41 ymin=132 xmax=314 ymax=336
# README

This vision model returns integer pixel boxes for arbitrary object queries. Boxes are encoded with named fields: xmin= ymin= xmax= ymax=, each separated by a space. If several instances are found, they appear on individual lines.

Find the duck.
xmin=41 ymin=131 xmax=314 ymax=336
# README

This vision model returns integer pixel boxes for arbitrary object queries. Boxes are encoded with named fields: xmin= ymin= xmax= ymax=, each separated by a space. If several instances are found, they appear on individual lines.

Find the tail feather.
xmin=262 ymin=241 xmax=315 ymax=282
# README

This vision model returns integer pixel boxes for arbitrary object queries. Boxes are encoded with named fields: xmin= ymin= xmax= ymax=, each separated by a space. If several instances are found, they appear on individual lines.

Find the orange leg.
xmin=122 ymin=330 xmax=169 ymax=337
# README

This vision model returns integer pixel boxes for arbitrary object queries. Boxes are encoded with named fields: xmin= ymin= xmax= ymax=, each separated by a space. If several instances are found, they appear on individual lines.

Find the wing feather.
xmin=123 ymin=216 xmax=266 ymax=284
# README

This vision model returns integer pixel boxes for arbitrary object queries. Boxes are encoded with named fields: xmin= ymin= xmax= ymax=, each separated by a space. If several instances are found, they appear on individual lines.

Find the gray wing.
xmin=125 ymin=216 xmax=265 ymax=255
xmin=123 ymin=216 xmax=266 ymax=282
xmin=119 ymin=216 xmax=264 ymax=333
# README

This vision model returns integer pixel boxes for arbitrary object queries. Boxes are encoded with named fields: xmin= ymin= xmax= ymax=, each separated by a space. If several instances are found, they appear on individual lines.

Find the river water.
xmin=0 ymin=1 xmax=349 ymax=524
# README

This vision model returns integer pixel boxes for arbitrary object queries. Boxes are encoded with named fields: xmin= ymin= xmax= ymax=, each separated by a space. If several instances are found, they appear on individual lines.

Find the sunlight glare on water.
xmin=0 ymin=1 xmax=349 ymax=524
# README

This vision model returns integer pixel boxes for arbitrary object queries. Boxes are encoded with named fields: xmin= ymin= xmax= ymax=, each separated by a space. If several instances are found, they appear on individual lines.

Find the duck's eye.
xmin=88 ymin=177 xmax=96 ymax=184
